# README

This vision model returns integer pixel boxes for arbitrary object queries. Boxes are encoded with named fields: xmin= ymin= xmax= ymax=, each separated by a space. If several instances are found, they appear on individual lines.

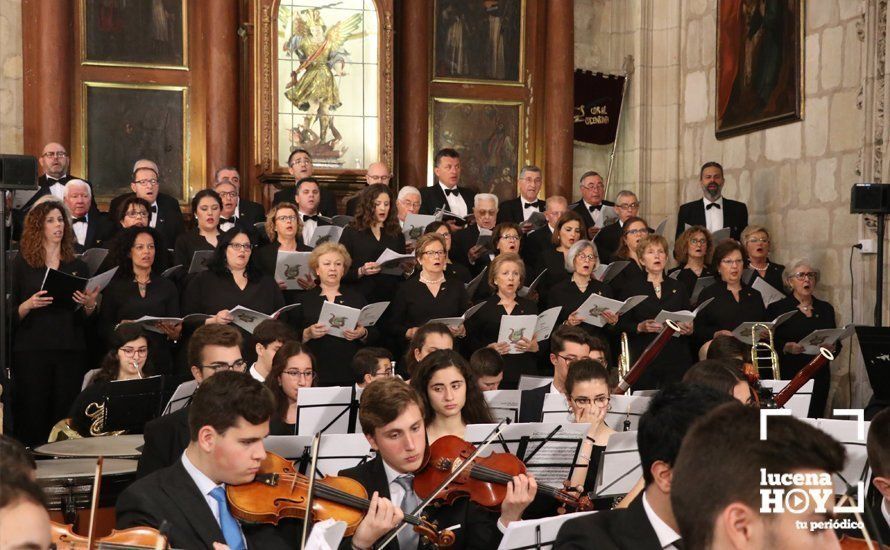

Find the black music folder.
xmin=40 ymin=268 xmax=87 ymax=310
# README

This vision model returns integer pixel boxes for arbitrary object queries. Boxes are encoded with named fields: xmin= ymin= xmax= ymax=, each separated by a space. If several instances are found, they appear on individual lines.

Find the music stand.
xmin=802 ymin=418 xmax=873 ymax=494
xmin=484 ymin=389 xmax=522 ymax=423
xmin=497 ymin=511 xmax=597 ymax=550
xmin=295 ymin=386 xmax=360 ymax=435
xmin=855 ymin=326 xmax=890 ymax=401
xmin=593 ymin=430 xmax=641 ymax=498
xmin=604 ymin=394 xmax=652 ymax=432
xmin=162 ymin=380 xmax=197 ymax=415
xmin=262 ymin=434 xmax=373 ymax=478
xmin=759 ymin=379 xmax=814 ymax=418
xmin=518 ymin=375 xmax=552 ymax=391
xmin=540 ymin=393 xmax=569 ymax=423
xmin=102 ymin=376 xmax=165 ymax=433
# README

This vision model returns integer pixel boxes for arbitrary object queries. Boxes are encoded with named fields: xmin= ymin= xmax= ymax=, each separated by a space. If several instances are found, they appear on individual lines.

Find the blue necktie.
xmin=209 ymin=486 xmax=245 ymax=550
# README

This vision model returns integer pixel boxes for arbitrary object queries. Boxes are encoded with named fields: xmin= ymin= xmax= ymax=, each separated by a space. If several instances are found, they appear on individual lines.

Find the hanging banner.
xmin=573 ymin=70 xmax=626 ymax=145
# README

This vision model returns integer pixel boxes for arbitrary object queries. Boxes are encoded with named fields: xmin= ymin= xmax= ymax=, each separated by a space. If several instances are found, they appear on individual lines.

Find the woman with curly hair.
xmin=339 ymin=183 xmax=411 ymax=303
xmin=10 ymin=200 xmax=99 ymax=445
xmin=410 ymin=349 xmax=494 ymax=443
xmin=253 ymin=201 xmax=315 ymax=305
xmin=668 ymin=225 xmax=715 ymax=303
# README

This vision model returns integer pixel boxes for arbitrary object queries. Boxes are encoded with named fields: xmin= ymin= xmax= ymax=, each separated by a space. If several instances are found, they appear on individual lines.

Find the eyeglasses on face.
xmin=228 ymin=242 xmax=253 ymax=251
xmin=557 ymin=354 xmax=581 ymax=363
xmin=275 ymin=215 xmax=298 ymax=222
xmin=689 ymin=238 xmax=707 ymax=245
xmin=133 ymin=179 xmax=159 ymax=187
xmin=747 ymin=237 xmax=770 ymax=244
xmin=374 ymin=368 xmax=395 ymax=377
xmin=125 ymin=210 xmax=149 ymax=219
xmin=120 ymin=347 xmax=149 ymax=357
xmin=283 ymin=370 xmax=316 ymax=379
xmin=217 ymin=191 xmax=239 ymax=199
xmin=499 ymin=234 xmax=520 ymax=241
xmin=625 ymin=228 xmax=649 ymax=236
xmin=42 ymin=151 xmax=68 ymax=158
xmin=202 ymin=359 xmax=247 ymax=372
xmin=792 ymin=272 xmax=818 ymax=280
xmin=571 ymin=396 xmax=611 ymax=407
xmin=422 ymin=250 xmax=447 ymax=257
xmin=616 ymin=202 xmax=639 ymax=210
xmin=721 ymin=258 xmax=744 ymax=266
xmin=575 ymin=253 xmax=596 ymax=261
xmin=289 ymin=158 xmax=312 ymax=167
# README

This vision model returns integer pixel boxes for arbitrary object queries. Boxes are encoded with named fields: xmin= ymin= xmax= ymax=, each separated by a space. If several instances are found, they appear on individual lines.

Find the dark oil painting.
xmin=716 ymin=0 xmax=802 ymax=139
xmin=433 ymin=0 xmax=522 ymax=82
xmin=84 ymin=0 xmax=185 ymax=66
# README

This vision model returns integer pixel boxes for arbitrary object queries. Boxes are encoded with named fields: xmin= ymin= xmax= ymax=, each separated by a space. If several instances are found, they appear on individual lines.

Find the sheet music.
xmin=526 ymin=211 xmax=547 ymax=230
xmin=575 ymin=294 xmax=647 ymax=327
xmin=484 ymin=390 xmax=521 ymax=423
xmin=653 ymin=297 xmax=716 ymax=334
xmin=11 ymin=188 xmax=38 ymax=209
xmin=594 ymin=430 xmax=641 ymax=497
xmin=308 ymin=225 xmax=344 ymax=248
xmin=540 ymin=393 xmax=570 ymax=423
xmin=357 ymin=302 xmax=389 ymax=327
xmin=533 ymin=307 xmax=562 ymax=342
xmin=318 ymin=301 xmax=388 ymax=337
xmin=402 ymin=213 xmax=437 ymax=243
xmin=760 ymin=379 xmax=813 ymax=418
xmin=86 ymin=267 xmax=118 ymax=292
xmin=751 ymin=277 xmax=786 ymax=307
xmin=296 ymin=387 xmax=358 ymax=435
xmin=798 ymin=324 xmax=854 ymax=355
xmin=476 ymin=227 xmax=493 ymax=250
xmin=518 ymin=269 xmax=547 ymax=297
xmin=654 ymin=218 xmax=668 ymax=236
xmin=263 ymin=434 xmax=373 ymax=477
xmin=732 ymin=310 xmax=798 ymax=344
xmin=428 ymin=301 xmax=485 ymax=328
xmin=604 ymin=394 xmax=652 ymax=432
xmin=690 ymin=275 xmax=716 ymax=303
xmin=518 ymin=375 xmax=552 ymax=391
xmin=188 ymin=250 xmax=214 ymax=274
xmin=712 ymin=227 xmax=731 ymax=243
xmin=593 ymin=261 xmax=630 ymax=283
xmin=275 ymin=250 xmax=312 ymax=289
xmin=802 ymin=418 xmax=873 ymax=494
xmin=498 ymin=315 xmax=536 ymax=354
xmin=163 ymin=380 xmax=197 ymax=415
xmin=161 ymin=264 xmax=183 ymax=278
xmin=464 ymin=266 xmax=488 ymax=298
xmin=375 ymin=248 xmax=414 ymax=276
xmin=78 ymin=248 xmax=108 ymax=276
xmin=228 ymin=304 xmax=301 ymax=334
xmin=497 ymin=511 xmax=597 ymax=550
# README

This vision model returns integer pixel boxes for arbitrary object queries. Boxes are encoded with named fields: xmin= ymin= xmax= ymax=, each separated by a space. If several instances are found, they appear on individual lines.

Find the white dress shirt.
xmin=220 ymin=204 xmax=241 ymax=233
xmin=520 ymin=198 xmax=540 ymax=222
xmin=642 ymin=492 xmax=683 ymax=549
xmin=149 ymin=201 xmax=159 ymax=228
xmin=180 ymin=452 xmax=247 ymax=545
xmin=248 ymin=363 xmax=265 ymax=382
xmin=439 ymin=181 xmax=468 ymax=218
xmin=381 ymin=458 xmax=407 ymax=509
xmin=882 ymin=498 xmax=889 ymax=533
xmin=48 ymin=177 xmax=67 ymax=200
xmin=702 ymin=196 xmax=725 ymax=235
xmin=300 ymin=210 xmax=317 ymax=245
xmin=72 ymin=214 xmax=88 ymax=246
xmin=582 ymin=200 xmax=605 ymax=228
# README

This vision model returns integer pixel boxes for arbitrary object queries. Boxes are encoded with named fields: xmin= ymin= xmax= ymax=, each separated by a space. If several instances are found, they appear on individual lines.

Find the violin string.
xmin=468 ymin=463 xmax=566 ymax=498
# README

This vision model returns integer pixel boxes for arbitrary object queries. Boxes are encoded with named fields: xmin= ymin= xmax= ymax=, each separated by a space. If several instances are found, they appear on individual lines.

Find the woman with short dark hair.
xmin=174 ymin=189 xmax=222 ymax=269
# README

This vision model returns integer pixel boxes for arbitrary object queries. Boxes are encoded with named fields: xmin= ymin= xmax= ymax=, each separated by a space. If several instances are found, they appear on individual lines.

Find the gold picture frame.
xmin=79 ymin=0 xmax=189 ymax=70
xmin=429 ymin=97 xmax=525 ymax=202
xmin=80 ymin=81 xmax=190 ymax=201
xmin=431 ymin=0 xmax=526 ymax=87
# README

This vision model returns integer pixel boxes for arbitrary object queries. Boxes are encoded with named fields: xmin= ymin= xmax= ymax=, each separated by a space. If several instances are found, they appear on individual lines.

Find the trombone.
xmin=618 ymin=332 xmax=630 ymax=380
xmin=750 ymin=323 xmax=780 ymax=380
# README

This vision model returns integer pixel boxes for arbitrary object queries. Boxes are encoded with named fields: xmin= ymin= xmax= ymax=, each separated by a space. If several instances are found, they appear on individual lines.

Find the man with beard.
xmin=676 ymin=162 xmax=748 ymax=242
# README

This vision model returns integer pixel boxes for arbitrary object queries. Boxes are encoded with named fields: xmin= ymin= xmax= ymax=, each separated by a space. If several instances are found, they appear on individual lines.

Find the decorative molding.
xmin=260 ymin=5 xmax=273 ymax=172
xmin=382 ymin=9 xmax=394 ymax=170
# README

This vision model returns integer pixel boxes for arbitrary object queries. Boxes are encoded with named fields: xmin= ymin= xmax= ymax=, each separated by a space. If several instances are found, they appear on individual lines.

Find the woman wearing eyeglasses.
xmin=422 ymin=221 xmax=472 ymax=283
xmin=694 ymin=240 xmax=767 ymax=349
xmin=766 ymin=260 xmax=838 ymax=417
xmin=410 ymin=349 xmax=494 ymax=443
xmin=668 ymin=225 xmax=714 ymax=303
xmin=298 ymin=242 xmax=377 ymax=387
xmin=469 ymin=222 xmax=523 ymax=302
xmin=254 ymin=202 xmax=315 ymax=305
xmin=390 ymin=233 xmax=470 ymax=345
xmin=537 ymin=211 xmax=584 ymax=298
xmin=98 ymin=196 xmax=171 ymax=273
xmin=742 ymin=225 xmax=786 ymax=293
xmin=68 ymin=325 xmax=155 ymax=437
xmin=265 ymin=341 xmax=317 ymax=435
xmin=607 ymin=216 xmax=650 ymax=296
xmin=564 ymin=359 xmax=615 ymax=500
xmin=99 ymin=227 xmax=180 ymax=375
xmin=173 ymin=190 xmax=222 ymax=272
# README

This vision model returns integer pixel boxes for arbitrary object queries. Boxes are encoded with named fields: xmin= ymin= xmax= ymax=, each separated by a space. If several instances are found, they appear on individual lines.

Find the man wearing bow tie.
xmin=419 ymin=148 xmax=477 ymax=230
xmin=120 ymin=162 xmax=185 ymax=248
xmin=63 ymin=179 xmax=112 ymax=252
xmin=595 ymin=190 xmax=640 ymax=264
xmin=293 ymin=177 xmax=329 ymax=245
xmin=213 ymin=167 xmax=265 ymax=233
xmin=497 ymin=165 xmax=546 ymax=232
xmin=571 ymin=171 xmax=615 ymax=240
xmin=271 ymin=149 xmax=337 ymax=217
xmin=675 ymin=162 xmax=748 ymax=241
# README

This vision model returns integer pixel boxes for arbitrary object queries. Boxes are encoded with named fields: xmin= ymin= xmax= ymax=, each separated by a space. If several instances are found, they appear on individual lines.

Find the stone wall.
xmin=0 ymin=0 xmax=22 ymax=153
xmin=574 ymin=0 xmax=886 ymax=409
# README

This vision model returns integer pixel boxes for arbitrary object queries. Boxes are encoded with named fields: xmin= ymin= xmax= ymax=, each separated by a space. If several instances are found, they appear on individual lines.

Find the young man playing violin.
xmin=341 ymin=377 xmax=537 ymax=550
xmin=117 ymin=371 xmax=401 ymax=549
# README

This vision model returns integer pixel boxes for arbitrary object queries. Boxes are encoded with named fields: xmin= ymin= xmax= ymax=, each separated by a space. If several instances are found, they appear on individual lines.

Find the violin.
xmin=413 ymin=435 xmax=592 ymax=512
xmin=50 ymin=522 xmax=169 ymax=549
xmin=225 ymin=452 xmax=455 ymax=548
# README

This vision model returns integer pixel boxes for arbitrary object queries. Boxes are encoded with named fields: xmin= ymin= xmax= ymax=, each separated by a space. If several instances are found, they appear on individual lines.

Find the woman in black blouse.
xmin=538 ymin=211 xmax=584 ymax=297
xmin=299 ymin=242 xmax=375 ymax=387
xmin=68 ymin=325 xmax=155 ymax=437
xmin=254 ymin=202 xmax=315 ymax=305
xmin=98 ymin=196 xmax=164 ymax=273
xmin=472 ymin=222 xmax=524 ymax=302
xmin=390 ymin=233 xmax=469 ymax=343
xmin=742 ymin=225 xmax=785 ymax=292
xmin=99 ymin=227 xmax=180 ymax=375
xmin=465 ymin=253 xmax=539 ymax=388
xmin=564 ymin=360 xmax=615 ymax=503
xmin=767 ymin=260 xmax=837 ymax=417
xmin=10 ymin=201 xmax=100 ymax=445
xmin=607 ymin=216 xmax=650 ymax=296
xmin=547 ymin=239 xmax=618 ymax=330
xmin=340 ymin=183 xmax=411 ymax=303
xmin=694 ymin=240 xmax=767 ymax=348
xmin=617 ymin=234 xmax=695 ymax=389
xmin=182 ymin=228 xmax=284 ymax=333
xmin=423 ymin=221 xmax=472 ymax=283
xmin=174 ymin=189 xmax=221 ymax=269
xmin=265 ymin=341 xmax=317 ymax=435
xmin=668 ymin=225 xmax=714 ymax=302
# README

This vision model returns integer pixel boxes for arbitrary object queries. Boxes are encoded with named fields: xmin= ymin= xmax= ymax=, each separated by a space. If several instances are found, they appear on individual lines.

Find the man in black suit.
xmin=347 ymin=162 xmax=392 ymax=216
xmin=450 ymin=193 xmax=498 ymax=275
xmin=497 ymin=165 xmax=545 ymax=229
xmin=137 ymin=325 xmax=246 ymax=478
xmin=419 ymin=148 xmax=477 ymax=230
xmin=555 ymin=384 xmax=733 ymax=550
xmin=108 ymin=162 xmax=185 ymax=247
xmin=395 ymin=186 xmax=422 ymax=228
xmin=340 ymin=377 xmax=536 ymax=549
xmin=213 ymin=167 xmax=265 ymax=233
xmin=63 ymin=179 xmax=113 ymax=252
xmin=675 ymin=162 xmax=749 ymax=242
xmin=571 ymin=171 xmax=615 ymax=240
xmin=595 ymin=190 xmax=640 ymax=264
xmin=522 ymin=195 xmax=568 ymax=273
xmin=290 ymin=177 xmax=331 ymax=246
xmin=272 ymin=148 xmax=337 ymax=217
xmin=671 ymin=403 xmax=847 ymax=550
xmin=518 ymin=326 xmax=592 ymax=422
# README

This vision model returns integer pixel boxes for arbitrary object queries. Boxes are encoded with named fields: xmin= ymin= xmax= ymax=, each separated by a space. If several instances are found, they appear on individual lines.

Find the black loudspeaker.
xmin=0 ymin=154 xmax=38 ymax=191
xmin=851 ymin=183 xmax=890 ymax=214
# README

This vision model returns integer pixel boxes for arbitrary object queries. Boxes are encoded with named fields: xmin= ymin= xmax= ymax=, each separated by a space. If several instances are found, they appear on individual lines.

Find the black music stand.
xmin=103 ymin=376 xmax=165 ymax=433
xmin=855 ymin=326 xmax=890 ymax=419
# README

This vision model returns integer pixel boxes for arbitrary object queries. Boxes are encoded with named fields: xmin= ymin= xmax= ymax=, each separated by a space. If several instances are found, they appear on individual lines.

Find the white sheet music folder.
xmin=497 ymin=511 xmax=597 ymax=550
xmin=594 ymin=430 xmax=641 ymax=497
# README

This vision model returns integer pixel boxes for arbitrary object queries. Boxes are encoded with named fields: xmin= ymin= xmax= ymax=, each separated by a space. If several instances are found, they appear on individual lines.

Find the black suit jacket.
xmin=594 ymin=220 xmax=624 ymax=265
xmin=73 ymin=212 xmax=115 ymax=253
xmin=11 ymin=174 xmax=99 ymax=240
xmin=571 ymin=199 xmax=615 ymax=231
xmin=117 ymin=459 xmax=294 ymax=549
xmin=237 ymin=199 xmax=266 ymax=227
xmin=338 ymin=455 xmax=503 ymax=550
xmin=272 ymin=186 xmax=337 ymax=217
xmin=522 ymin=226 xmax=555 ymax=274
xmin=675 ymin=197 xmax=749 ymax=242
xmin=450 ymin=224 xmax=490 ymax=275
xmin=418 ymin=184 xmax=477 ymax=217
xmin=108 ymin=192 xmax=184 ymax=247
xmin=137 ymin=406 xmax=191 ymax=478
xmin=555 ymin=495 xmax=663 ymax=550
xmin=518 ymin=384 xmax=549 ymax=423
xmin=497 ymin=197 xmax=545 ymax=225
xmin=345 ymin=194 xmax=361 ymax=216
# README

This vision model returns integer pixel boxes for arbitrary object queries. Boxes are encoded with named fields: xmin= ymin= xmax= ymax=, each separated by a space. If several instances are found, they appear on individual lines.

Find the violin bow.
xmin=373 ymin=419 xmax=510 ymax=550
xmin=299 ymin=432 xmax=323 ymax=549
xmin=87 ymin=456 xmax=104 ymax=549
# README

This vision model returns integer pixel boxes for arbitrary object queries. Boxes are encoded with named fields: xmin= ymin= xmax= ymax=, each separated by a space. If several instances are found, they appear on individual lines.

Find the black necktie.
xmin=588 ymin=204 xmax=602 ymax=212
xmin=42 ymin=177 xmax=59 ymax=188
xmin=72 ymin=217 xmax=87 ymax=224
xmin=524 ymin=202 xmax=537 ymax=209
xmin=706 ymin=202 xmax=721 ymax=210
xmin=303 ymin=214 xmax=319 ymax=222
xmin=221 ymin=216 xmax=238 ymax=224
xmin=444 ymin=188 xmax=459 ymax=197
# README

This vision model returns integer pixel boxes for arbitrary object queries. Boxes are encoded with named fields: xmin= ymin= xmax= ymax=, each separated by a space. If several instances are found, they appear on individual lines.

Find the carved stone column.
xmin=397 ymin=0 xmax=430 ymax=188
xmin=22 ymin=0 xmax=74 ymax=154
xmin=543 ymin=0 xmax=574 ymax=198
xmin=204 ymin=0 xmax=240 ymax=184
